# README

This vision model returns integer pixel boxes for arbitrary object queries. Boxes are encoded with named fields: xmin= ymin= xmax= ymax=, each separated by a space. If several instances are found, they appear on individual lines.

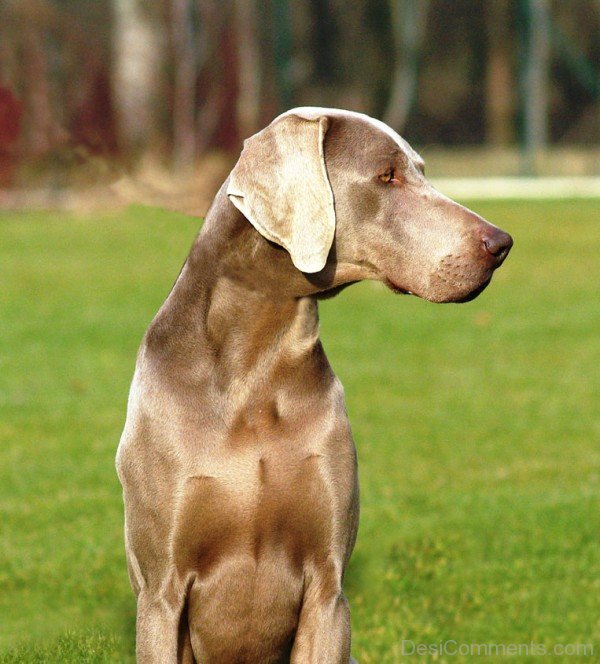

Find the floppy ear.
xmin=227 ymin=114 xmax=335 ymax=273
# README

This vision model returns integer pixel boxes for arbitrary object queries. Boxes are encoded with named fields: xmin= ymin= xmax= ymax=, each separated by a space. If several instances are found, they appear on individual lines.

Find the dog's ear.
xmin=227 ymin=114 xmax=335 ymax=273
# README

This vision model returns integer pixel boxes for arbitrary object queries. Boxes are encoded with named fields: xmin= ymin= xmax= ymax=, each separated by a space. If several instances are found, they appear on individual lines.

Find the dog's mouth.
xmin=385 ymin=274 xmax=493 ymax=303
xmin=453 ymin=277 xmax=492 ymax=303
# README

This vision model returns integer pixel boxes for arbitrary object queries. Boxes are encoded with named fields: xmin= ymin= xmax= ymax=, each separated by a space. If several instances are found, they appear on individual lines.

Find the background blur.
xmin=0 ymin=0 xmax=598 ymax=211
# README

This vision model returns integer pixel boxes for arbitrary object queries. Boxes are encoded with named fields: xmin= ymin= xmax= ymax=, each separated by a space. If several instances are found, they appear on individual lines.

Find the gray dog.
xmin=117 ymin=107 xmax=512 ymax=663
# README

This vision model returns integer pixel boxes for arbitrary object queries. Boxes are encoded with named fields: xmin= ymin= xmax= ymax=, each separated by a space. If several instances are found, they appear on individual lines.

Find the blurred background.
xmin=0 ymin=0 xmax=598 ymax=211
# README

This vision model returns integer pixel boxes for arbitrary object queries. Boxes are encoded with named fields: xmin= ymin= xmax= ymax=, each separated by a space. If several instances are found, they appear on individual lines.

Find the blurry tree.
xmin=234 ymin=0 xmax=262 ymax=138
xmin=112 ymin=0 xmax=166 ymax=156
xmin=197 ymin=0 xmax=240 ymax=152
xmin=271 ymin=0 xmax=294 ymax=110
xmin=2 ymin=0 xmax=62 ymax=158
xmin=0 ymin=0 xmax=116 ymax=185
xmin=518 ymin=0 xmax=551 ymax=173
xmin=549 ymin=0 xmax=599 ymax=143
xmin=485 ymin=0 xmax=514 ymax=145
xmin=0 ymin=0 xmax=597 ymax=186
xmin=330 ymin=0 xmax=379 ymax=111
xmin=384 ymin=0 xmax=429 ymax=133
xmin=0 ymin=87 xmax=22 ymax=186
xmin=171 ymin=0 xmax=197 ymax=168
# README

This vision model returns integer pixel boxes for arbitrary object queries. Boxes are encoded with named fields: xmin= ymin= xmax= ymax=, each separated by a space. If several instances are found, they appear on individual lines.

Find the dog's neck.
xmin=145 ymin=185 xmax=325 ymax=387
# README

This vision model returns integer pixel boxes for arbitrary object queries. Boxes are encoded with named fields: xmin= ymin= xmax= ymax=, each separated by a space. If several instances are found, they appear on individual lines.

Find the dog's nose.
xmin=482 ymin=229 xmax=513 ymax=265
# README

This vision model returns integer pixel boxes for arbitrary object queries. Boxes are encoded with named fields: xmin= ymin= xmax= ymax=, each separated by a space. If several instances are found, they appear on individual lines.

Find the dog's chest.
xmin=173 ymin=406 xmax=358 ymax=575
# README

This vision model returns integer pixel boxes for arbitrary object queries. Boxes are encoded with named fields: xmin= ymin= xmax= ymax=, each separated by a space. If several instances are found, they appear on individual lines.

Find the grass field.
xmin=1 ymin=199 xmax=599 ymax=662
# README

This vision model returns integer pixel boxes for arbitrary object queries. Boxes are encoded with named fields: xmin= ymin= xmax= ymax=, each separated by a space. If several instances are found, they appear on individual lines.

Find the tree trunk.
xmin=171 ymin=0 xmax=197 ymax=169
xmin=21 ymin=25 xmax=55 ymax=156
xmin=520 ymin=0 xmax=550 ymax=174
xmin=234 ymin=0 xmax=261 ymax=139
xmin=112 ymin=0 xmax=164 ymax=154
xmin=485 ymin=0 xmax=514 ymax=145
xmin=384 ymin=0 xmax=429 ymax=133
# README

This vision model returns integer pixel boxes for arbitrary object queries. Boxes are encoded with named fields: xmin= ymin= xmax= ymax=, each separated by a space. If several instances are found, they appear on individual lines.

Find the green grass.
xmin=1 ymin=200 xmax=599 ymax=662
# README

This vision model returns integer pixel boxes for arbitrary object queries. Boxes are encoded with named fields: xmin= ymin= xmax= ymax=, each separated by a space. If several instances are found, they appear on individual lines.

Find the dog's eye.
xmin=379 ymin=169 xmax=395 ymax=184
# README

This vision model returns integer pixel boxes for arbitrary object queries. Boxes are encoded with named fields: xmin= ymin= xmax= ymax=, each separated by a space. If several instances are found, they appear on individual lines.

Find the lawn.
xmin=1 ymin=199 xmax=599 ymax=662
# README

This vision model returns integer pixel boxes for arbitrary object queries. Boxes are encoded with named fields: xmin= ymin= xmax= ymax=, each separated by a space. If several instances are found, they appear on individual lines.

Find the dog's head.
xmin=227 ymin=107 xmax=512 ymax=303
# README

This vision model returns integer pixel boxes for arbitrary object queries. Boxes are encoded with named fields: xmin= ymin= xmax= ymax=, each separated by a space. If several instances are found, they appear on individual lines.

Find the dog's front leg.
xmin=136 ymin=589 xmax=185 ymax=663
xmin=290 ymin=585 xmax=353 ymax=664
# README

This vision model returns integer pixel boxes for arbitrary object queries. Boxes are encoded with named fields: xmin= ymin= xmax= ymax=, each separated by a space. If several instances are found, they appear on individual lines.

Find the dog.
xmin=116 ymin=107 xmax=512 ymax=663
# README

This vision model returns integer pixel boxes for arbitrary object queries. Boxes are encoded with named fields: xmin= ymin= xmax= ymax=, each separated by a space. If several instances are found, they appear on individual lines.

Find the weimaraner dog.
xmin=117 ymin=107 xmax=512 ymax=663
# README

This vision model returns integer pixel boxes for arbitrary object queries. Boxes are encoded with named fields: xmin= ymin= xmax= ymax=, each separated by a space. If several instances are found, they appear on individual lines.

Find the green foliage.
xmin=1 ymin=200 xmax=598 ymax=662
